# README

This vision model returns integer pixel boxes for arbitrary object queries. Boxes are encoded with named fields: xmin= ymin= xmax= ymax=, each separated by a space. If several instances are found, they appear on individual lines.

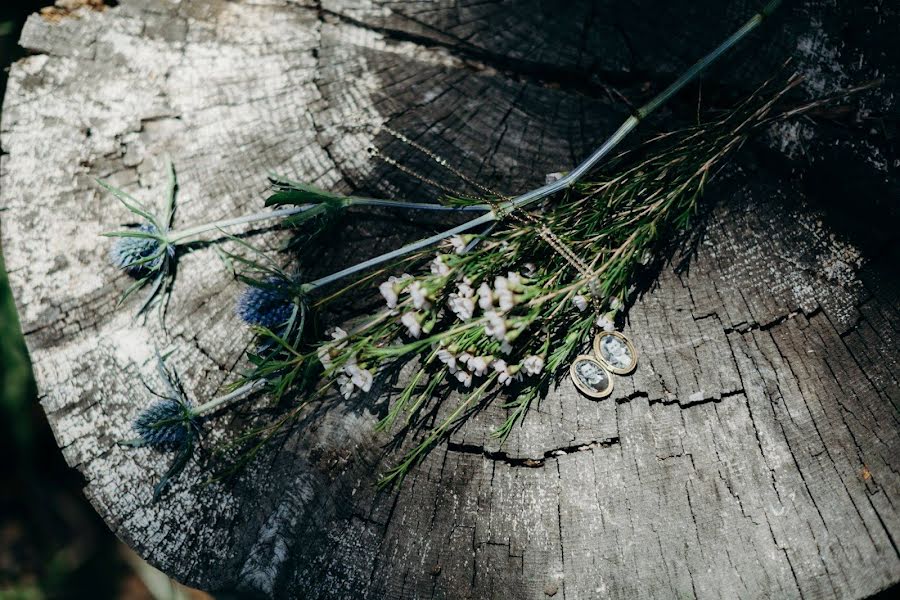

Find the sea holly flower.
xmin=109 ymin=223 xmax=175 ymax=275
xmin=131 ymin=397 xmax=199 ymax=450
xmin=236 ymin=276 xmax=298 ymax=331
xmin=120 ymin=356 xmax=263 ymax=501
xmin=101 ymin=160 xmax=312 ymax=319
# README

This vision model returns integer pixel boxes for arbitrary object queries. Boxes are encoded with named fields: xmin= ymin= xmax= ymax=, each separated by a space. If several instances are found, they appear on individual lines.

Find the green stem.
xmin=192 ymin=379 xmax=267 ymax=416
xmin=349 ymin=198 xmax=491 ymax=212
xmin=305 ymin=0 xmax=781 ymax=290
xmin=167 ymin=199 xmax=490 ymax=244
xmin=306 ymin=212 xmax=496 ymax=290
xmin=168 ymin=206 xmax=310 ymax=243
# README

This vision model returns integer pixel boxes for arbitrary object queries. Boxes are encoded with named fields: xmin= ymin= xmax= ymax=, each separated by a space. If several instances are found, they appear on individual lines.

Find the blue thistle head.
xmin=109 ymin=224 xmax=174 ymax=275
xmin=132 ymin=397 xmax=198 ymax=449
xmin=236 ymin=277 xmax=297 ymax=331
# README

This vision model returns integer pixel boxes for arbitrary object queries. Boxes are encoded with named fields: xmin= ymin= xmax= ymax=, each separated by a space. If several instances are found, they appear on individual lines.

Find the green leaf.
xmin=265 ymin=181 xmax=346 ymax=207
xmin=152 ymin=432 xmax=196 ymax=502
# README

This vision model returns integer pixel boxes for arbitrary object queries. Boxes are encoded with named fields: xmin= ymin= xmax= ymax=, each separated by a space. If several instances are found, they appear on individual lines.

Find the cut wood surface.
xmin=1 ymin=0 xmax=898 ymax=597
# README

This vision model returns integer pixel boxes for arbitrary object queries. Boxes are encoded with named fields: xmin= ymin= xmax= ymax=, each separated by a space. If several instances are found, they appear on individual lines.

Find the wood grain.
xmin=1 ymin=0 xmax=897 ymax=597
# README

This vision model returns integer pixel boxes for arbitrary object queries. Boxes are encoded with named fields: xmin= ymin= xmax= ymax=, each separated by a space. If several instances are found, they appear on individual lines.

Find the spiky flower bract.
xmin=119 ymin=357 xmax=205 ymax=501
xmin=109 ymin=224 xmax=174 ymax=275
xmin=99 ymin=158 xmax=179 ymax=318
xmin=132 ymin=397 xmax=199 ymax=449
xmin=236 ymin=276 xmax=297 ymax=331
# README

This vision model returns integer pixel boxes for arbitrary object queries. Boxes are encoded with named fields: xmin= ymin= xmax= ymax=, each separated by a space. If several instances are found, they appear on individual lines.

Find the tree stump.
xmin=2 ymin=1 xmax=898 ymax=597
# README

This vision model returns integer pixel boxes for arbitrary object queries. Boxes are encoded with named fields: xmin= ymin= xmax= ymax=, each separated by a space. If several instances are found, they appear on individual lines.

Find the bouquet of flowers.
xmin=100 ymin=0 xmax=871 ymax=499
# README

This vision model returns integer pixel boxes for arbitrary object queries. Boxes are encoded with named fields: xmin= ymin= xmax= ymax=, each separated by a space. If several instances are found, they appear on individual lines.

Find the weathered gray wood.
xmin=1 ymin=0 xmax=898 ymax=598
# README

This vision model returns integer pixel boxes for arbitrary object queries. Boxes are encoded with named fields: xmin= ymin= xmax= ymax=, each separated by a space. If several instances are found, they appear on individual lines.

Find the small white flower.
xmin=498 ymin=370 xmax=517 ymax=386
xmin=337 ymin=374 xmax=355 ymax=399
xmin=346 ymin=364 xmax=374 ymax=392
xmin=328 ymin=327 xmax=348 ymax=345
xmin=572 ymin=295 xmax=589 ymax=312
xmin=523 ymin=263 xmax=537 ymax=277
xmin=484 ymin=311 xmax=507 ymax=341
xmin=448 ymin=295 xmax=475 ymax=321
xmin=448 ymin=280 xmax=476 ymax=321
xmin=317 ymin=327 xmax=349 ymax=369
xmin=469 ymin=355 xmax=492 ymax=377
xmin=456 ymin=370 xmax=473 ymax=388
xmin=506 ymin=271 xmax=524 ymax=290
xmin=430 ymin=255 xmax=451 ymax=276
xmin=408 ymin=281 xmax=431 ymax=310
xmin=522 ymin=355 xmax=545 ymax=376
xmin=317 ymin=345 xmax=334 ymax=370
xmin=401 ymin=312 xmax=423 ymax=338
xmin=437 ymin=349 xmax=458 ymax=373
xmin=499 ymin=341 xmax=513 ymax=354
xmin=610 ymin=297 xmax=623 ymax=311
xmin=493 ymin=360 xmax=519 ymax=386
xmin=379 ymin=276 xmax=408 ymax=309
xmin=595 ymin=314 xmax=615 ymax=332
xmin=639 ymin=250 xmax=653 ymax=265
xmin=458 ymin=352 xmax=474 ymax=367
xmin=494 ymin=275 xmax=509 ymax=292
xmin=497 ymin=288 xmax=515 ymax=312
xmin=449 ymin=235 xmax=468 ymax=255
xmin=456 ymin=282 xmax=474 ymax=298
xmin=477 ymin=283 xmax=494 ymax=310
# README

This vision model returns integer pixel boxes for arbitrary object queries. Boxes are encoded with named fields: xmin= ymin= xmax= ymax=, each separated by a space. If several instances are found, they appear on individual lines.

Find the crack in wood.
xmin=446 ymin=436 xmax=620 ymax=468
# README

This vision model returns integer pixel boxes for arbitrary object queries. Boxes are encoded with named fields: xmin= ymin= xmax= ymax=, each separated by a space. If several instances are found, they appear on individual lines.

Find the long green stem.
xmin=305 ymin=0 xmax=781 ymax=290
xmin=193 ymin=379 xmax=267 ymax=416
xmin=306 ymin=212 xmax=496 ymax=290
xmin=351 ymin=198 xmax=491 ymax=212
xmin=168 ymin=206 xmax=310 ymax=243
xmin=166 ymin=199 xmax=489 ymax=244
